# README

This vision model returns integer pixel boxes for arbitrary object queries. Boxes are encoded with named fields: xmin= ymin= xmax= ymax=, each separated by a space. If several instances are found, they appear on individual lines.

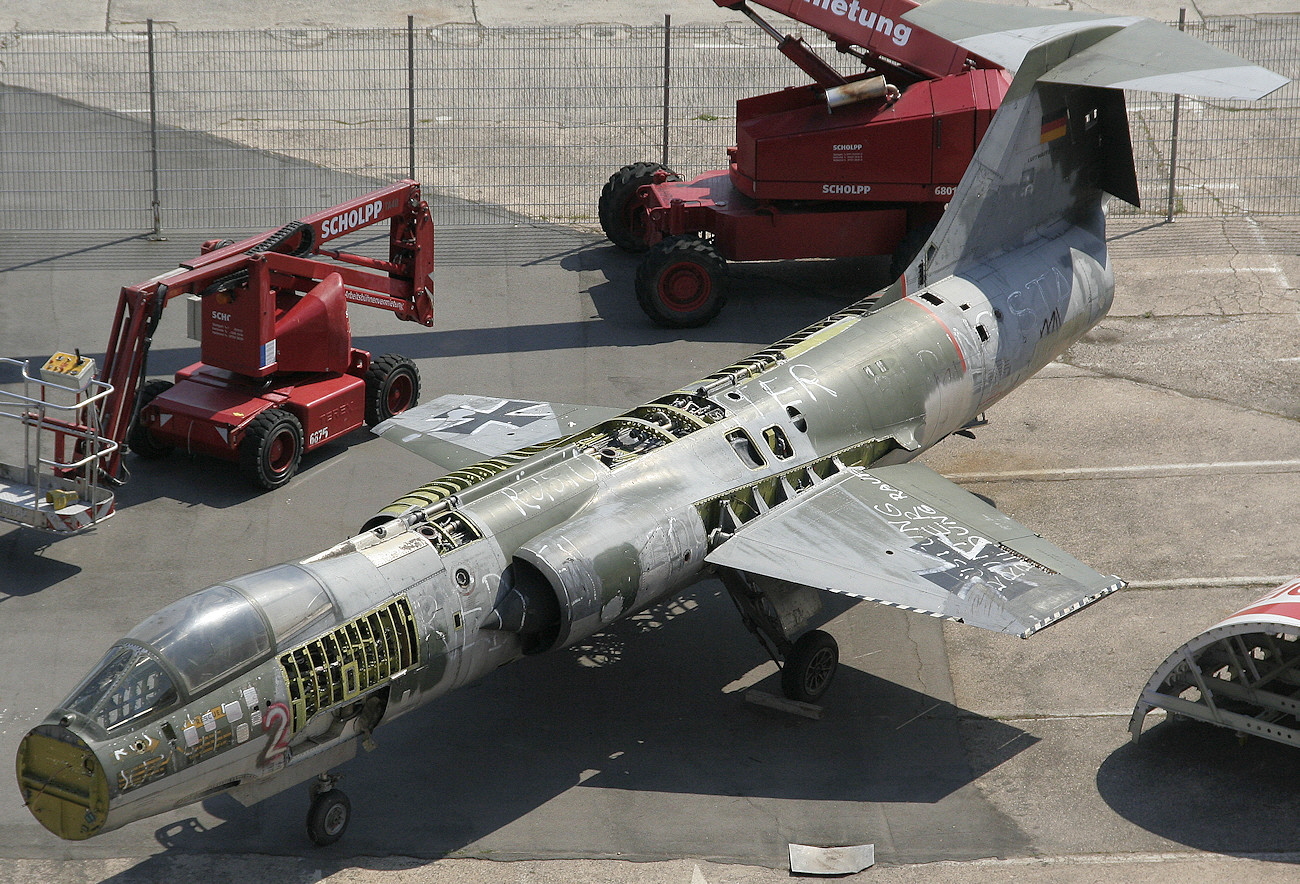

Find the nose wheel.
xmin=306 ymin=773 xmax=350 ymax=846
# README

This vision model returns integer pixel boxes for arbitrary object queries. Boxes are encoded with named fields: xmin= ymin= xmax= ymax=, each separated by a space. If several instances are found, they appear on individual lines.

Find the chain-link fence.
xmin=1 ymin=14 xmax=1298 ymax=235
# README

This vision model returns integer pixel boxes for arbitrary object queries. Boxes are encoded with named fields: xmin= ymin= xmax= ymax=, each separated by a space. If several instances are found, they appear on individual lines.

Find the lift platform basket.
xmin=0 ymin=357 xmax=117 ymax=534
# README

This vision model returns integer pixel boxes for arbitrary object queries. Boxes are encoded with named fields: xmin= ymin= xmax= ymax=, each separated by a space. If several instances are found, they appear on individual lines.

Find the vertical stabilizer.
xmin=893 ymin=1 xmax=1287 ymax=291
xmin=899 ymin=36 xmax=1134 ymax=289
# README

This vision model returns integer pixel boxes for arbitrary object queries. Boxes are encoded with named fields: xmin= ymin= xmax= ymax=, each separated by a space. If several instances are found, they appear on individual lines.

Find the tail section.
xmin=892 ymin=0 xmax=1287 ymax=290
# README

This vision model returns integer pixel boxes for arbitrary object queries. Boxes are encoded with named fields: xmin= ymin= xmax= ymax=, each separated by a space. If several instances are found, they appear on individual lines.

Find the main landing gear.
xmin=719 ymin=569 xmax=840 ymax=703
xmin=306 ymin=773 xmax=350 ymax=846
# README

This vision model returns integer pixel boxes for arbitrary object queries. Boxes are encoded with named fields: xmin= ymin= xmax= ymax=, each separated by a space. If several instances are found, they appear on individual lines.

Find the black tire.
xmin=306 ymin=789 xmax=350 ymax=846
xmin=239 ymin=408 xmax=303 ymax=490
xmin=599 ymin=161 xmax=679 ymax=252
xmin=364 ymin=354 xmax=421 ymax=426
xmin=635 ymin=236 xmax=727 ymax=328
xmin=781 ymin=629 xmax=839 ymax=703
xmin=889 ymin=220 xmax=939 ymax=280
xmin=127 ymin=379 xmax=175 ymax=460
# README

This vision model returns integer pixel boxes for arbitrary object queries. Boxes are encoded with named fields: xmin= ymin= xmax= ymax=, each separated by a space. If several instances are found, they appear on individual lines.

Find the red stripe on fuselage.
xmin=903 ymin=296 xmax=968 ymax=372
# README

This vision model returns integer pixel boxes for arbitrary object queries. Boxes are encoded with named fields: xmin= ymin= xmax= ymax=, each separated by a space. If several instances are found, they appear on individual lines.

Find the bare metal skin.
xmin=16 ymin=1 xmax=1284 ymax=846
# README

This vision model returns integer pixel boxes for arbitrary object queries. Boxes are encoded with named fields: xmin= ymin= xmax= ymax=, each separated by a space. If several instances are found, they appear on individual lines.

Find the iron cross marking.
xmin=434 ymin=400 xmax=552 ymax=436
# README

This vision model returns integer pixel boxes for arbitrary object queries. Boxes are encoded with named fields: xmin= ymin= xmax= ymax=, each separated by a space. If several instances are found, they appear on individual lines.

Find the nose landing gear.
xmin=306 ymin=773 xmax=350 ymax=846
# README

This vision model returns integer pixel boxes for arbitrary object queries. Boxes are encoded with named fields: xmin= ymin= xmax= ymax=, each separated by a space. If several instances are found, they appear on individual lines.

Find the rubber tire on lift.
xmin=127 ymin=379 xmax=176 ymax=459
xmin=239 ymin=407 xmax=304 ymax=490
xmin=635 ymin=236 xmax=727 ymax=328
xmin=306 ymin=789 xmax=351 ymax=846
xmin=780 ymin=629 xmax=839 ymax=704
xmin=364 ymin=354 xmax=421 ymax=427
xmin=599 ymin=162 xmax=679 ymax=253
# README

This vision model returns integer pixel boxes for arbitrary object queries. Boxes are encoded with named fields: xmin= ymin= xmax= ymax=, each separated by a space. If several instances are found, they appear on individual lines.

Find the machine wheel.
xmin=240 ymin=408 xmax=303 ymax=490
xmin=364 ymin=354 xmax=421 ymax=426
xmin=127 ymin=379 xmax=175 ymax=459
xmin=889 ymin=220 xmax=939 ymax=280
xmin=306 ymin=788 xmax=351 ymax=846
xmin=635 ymin=236 xmax=727 ymax=328
xmin=781 ymin=629 xmax=839 ymax=704
xmin=599 ymin=161 xmax=679 ymax=252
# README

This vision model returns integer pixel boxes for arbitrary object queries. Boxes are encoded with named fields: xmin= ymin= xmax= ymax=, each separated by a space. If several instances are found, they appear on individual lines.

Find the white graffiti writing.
xmin=759 ymin=363 xmax=839 ymax=411
xmin=496 ymin=461 xmax=600 ymax=517
xmin=859 ymin=472 xmax=1043 ymax=596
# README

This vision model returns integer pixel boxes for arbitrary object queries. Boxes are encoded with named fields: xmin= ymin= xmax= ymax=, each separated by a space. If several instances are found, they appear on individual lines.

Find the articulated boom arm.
xmin=96 ymin=180 xmax=435 ymax=481
xmin=719 ymin=0 xmax=996 ymax=83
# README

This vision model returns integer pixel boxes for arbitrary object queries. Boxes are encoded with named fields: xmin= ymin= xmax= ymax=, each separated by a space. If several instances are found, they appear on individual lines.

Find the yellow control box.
xmin=39 ymin=352 xmax=96 ymax=391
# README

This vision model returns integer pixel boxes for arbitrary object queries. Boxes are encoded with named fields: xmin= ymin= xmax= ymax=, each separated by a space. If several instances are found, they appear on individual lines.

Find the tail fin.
xmin=892 ymin=0 xmax=1287 ymax=290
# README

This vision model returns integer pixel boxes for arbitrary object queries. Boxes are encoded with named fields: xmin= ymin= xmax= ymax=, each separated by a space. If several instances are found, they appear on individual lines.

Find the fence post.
xmin=661 ymin=14 xmax=672 ymax=168
xmin=407 ymin=15 xmax=416 ymax=182
xmin=1165 ymin=8 xmax=1186 ymax=222
xmin=146 ymin=19 xmax=165 ymax=240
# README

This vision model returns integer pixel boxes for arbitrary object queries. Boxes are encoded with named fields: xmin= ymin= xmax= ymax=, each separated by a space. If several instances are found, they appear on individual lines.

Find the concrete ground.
xmin=2 ymin=1 xmax=1300 ymax=883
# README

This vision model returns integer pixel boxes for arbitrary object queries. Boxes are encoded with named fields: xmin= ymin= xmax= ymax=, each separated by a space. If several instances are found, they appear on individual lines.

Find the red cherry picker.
xmin=0 ymin=181 xmax=435 ymax=533
xmin=599 ymin=0 xmax=1009 ymax=326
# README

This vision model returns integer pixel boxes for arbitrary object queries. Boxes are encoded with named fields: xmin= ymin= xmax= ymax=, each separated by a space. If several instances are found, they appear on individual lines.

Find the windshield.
xmin=126 ymin=584 xmax=272 ymax=695
xmin=63 ymin=643 xmax=178 ymax=732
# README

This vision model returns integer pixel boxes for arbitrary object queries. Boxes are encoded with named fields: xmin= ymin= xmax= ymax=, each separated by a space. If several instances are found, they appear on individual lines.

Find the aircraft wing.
xmin=706 ymin=462 xmax=1123 ymax=638
xmin=904 ymin=0 xmax=1288 ymax=99
xmin=373 ymin=394 xmax=623 ymax=471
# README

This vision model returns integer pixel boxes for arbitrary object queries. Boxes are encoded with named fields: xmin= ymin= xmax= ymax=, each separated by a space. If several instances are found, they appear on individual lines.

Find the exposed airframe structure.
xmin=15 ymin=0 xmax=1288 ymax=849
xmin=1132 ymin=578 xmax=1300 ymax=748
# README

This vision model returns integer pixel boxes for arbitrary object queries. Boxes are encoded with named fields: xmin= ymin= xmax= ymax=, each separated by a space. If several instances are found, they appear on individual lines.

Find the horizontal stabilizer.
xmin=373 ymin=394 xmax=622 ymax=471
xmin=706 ymin=463 xmax=1123 ymax=638
xmin=904 ymin=0 xmax=1288 ymax=99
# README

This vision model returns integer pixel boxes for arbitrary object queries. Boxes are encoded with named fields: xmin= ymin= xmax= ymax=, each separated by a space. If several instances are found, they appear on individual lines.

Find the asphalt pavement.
xmin=2 ymin=2 xmax=1300 ymax=883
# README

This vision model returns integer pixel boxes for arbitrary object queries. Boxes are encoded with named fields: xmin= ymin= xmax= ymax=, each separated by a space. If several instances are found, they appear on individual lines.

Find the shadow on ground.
xmin=81 ymin=588 xmax=1034 ymax=875
xmin=1098 ymin=718 xmax=1300 ymax=857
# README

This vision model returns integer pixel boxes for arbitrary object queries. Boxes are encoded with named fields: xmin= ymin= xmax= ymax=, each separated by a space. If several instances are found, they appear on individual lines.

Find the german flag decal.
xmin=1040 ymin=113 xmax=1068 ymax=143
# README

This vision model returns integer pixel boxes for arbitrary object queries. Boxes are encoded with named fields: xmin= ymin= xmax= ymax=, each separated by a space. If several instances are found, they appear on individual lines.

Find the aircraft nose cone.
xmin=15 ymin=724 xmax=110 ymax=840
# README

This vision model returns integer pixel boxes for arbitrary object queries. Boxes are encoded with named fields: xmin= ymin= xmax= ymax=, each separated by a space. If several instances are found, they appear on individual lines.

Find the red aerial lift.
xmin=599 ymin=0 xmax=1010 ymax=327
xmin=115 ymin=180 xmax=435 ymax=491
xmin=0 ymin=181 xmax=437 ymax=533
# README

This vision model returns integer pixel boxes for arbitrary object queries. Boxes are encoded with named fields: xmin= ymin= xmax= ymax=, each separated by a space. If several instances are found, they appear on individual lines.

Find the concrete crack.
xmin=1056 ymin=353 xmax=1298 ymax=424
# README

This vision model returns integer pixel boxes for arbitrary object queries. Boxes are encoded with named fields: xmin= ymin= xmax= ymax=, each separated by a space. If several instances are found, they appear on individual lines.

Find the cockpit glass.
xmin=224 ymin=564 xmax=338 ymax=649
xmin=63 ymin=643 xmax=178 ymax=732
xmin=126 ymin=584 xmax=272 ymax=695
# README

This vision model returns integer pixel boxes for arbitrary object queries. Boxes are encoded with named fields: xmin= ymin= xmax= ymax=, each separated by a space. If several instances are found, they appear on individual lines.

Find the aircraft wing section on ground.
xmin=904 ymin=0 xmax=1288 ymax=99
xmin=373 ymin=394 xmax=623 ymax=471
xmin=706 ymin=463 xmax=1123 ymax=638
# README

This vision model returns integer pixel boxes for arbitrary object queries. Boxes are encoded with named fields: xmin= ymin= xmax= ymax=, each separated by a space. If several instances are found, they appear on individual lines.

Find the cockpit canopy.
xmin=60 ymin=564 xmax=341 ymax=734
xmin=129 ymin=584 xmax=272 ymax=696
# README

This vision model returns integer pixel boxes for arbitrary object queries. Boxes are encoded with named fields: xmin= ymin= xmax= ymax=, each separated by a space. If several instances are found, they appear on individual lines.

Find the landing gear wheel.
xmin=636 ymin=236 xmax=727 ymax=328
xmin=240 ymin=408 xmax=303 ymax=490
xmin=781 ymin=629 xmax=839 ymax=703
xmin=306 ymin=788 xmax=351 ymax=846
xmin=364 ymin=354 xmax=421 ymax=426
xmin=127 ymin=379 xmax=175 ymax=459
xmin=599 ymin=161 xmax=679 ymax=252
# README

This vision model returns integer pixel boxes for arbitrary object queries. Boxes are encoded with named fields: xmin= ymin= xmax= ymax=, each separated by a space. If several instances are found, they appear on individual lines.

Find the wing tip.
xmin=1017 ymin=577 xmax=1127 ymax=638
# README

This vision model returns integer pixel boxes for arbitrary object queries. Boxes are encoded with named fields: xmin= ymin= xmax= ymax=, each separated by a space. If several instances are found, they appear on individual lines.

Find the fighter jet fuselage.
xmin=18 ymin=0 xmax=1286 ymax=845
xmin=15 ymin=217 xmax=1112 ymax=840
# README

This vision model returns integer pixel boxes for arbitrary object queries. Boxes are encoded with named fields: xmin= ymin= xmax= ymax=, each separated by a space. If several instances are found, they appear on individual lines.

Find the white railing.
xmin=0 ymin=356 xmax=118 ymax=533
